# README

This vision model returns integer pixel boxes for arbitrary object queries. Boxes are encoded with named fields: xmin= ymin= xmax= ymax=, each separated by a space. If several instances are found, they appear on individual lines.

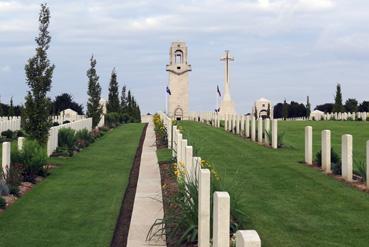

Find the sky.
xmin=0 ymin=0 xmax=369 ymax=114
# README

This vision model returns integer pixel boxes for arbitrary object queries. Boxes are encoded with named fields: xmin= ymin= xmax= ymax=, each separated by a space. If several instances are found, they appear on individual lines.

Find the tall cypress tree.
xmin=333 ymin=83 xmax=344 ymax=113
xmin=120 ymin=85 xmax=127 ymax=114
xmin=8 ymin=97 xmax=14 ymax=117
xmin=306 ymin=96 xmax=311 ymax=117
xmin=86 ymin=56 xmax=102 ymax=128
xmin=282 ymin=99 xmax=289 ymax=120
xmin=24 ymin=4 xmax=54 ymax=144
xmin=107 ymin=68 xmax=120 ymax=113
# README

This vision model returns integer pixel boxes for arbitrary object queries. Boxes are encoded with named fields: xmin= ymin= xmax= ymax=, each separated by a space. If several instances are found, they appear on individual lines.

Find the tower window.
xmin=174 ymin=50 xmax=183 ymax=64
xmin=177 ymin=66 xmax=181 ymax=69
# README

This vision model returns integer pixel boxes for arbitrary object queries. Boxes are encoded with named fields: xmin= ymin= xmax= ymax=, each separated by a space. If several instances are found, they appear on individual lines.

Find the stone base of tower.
xmin=219 ymin=100 xmax=236 ymax=115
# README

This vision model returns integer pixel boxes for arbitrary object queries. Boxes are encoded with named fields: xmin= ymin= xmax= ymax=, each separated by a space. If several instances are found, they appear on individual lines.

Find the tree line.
xmin=274 ymin=84 xmax=369 ymax=119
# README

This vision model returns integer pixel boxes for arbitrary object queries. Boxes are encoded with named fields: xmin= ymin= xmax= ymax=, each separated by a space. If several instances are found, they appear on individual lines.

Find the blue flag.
xmin=166 ymin=86 xmax=171 ymax=95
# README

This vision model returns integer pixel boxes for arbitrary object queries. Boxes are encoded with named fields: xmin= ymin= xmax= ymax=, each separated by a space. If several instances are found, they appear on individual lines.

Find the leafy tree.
xmin=333 ymin=83 xmax=344 ymax=113
xmin=358 ymin=101 xmax=369 ymax=112
xmin=8 ymin=97 xmax=14 ymax=116
xmin=120 ymin=85 xmax=127 ymax=114
xmin=273 ymin=103 xmax=283 ymax=118
xmin=315 ymin=103 xmax=334 ymax=113
xmin=52 ymin=93 xmax=84 ymax=115
xmin=107 ymin=68 xmax=120 ymax=113
xmin=306 ymin=96 xmax=311 ymax=117
xmin=86 ymin=56 xmax=102 ymax=128
xmin=24 ymin=4 xmax=54 ymax=144
xmin=344 ymin=98 xmax=358 ymax=113
xmin=282 ymin=99 xmax=288 ymax=120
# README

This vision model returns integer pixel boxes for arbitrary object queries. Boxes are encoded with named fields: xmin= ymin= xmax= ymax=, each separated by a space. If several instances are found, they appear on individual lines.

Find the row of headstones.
xmin=2 ymin=137 xmax=25 ymax=177
xmin=46 ymin=118 xmax=93 ymax=156
xmin=159 ymin=112 xmax=262 ymax=247
xmin=305 ymin=126 xmax=369 ymax=186
xmin=50 ymin=115 xmax=86 ymax=124
xmin=275 ymin=117 xmax=308 ymax=121
xmin=0 ymin=117 xmax=21 ymax=133
xmin=190 ymin=112 xmax=279 ymax=149
xmin=315 ymin=112 xmax=369 ymax=121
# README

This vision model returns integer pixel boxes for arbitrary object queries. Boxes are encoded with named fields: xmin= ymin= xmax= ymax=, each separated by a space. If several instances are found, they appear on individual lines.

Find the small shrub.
xmin=9 ymin=185 xmax=20 ymax=197
xmin=105 ymin=112 xmax=121 ymax=128
xmin=58 ymin=128 xmax=76 ymax=150
xmin=5 ymin=163 xmax=23 ymax=188
xmin=314 ymin=148 xmax=341 ymax=172
xmin=15 ymin=130 xmax=25 ymax=137
xmin=75 ymin=129 xmax=93 ymax=148
xmin=153 ymin=114 xmax=168 ymax=147
xmin=354 ymin=160 xmax=366 ymax=182
xmin=12 ymin=140 xmax=48 ymax=182
xmin=264 ymin=130 xmax=285 ymax=148
xmin=0 ymin=197 xmax=6 ymax=209
xmin=1 ymin=129 xmax=15 ymax=140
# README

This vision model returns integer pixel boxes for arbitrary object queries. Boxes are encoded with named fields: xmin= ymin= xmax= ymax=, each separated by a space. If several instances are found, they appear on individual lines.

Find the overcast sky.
xmin=1 ymin=0 xmax=369 ymax=114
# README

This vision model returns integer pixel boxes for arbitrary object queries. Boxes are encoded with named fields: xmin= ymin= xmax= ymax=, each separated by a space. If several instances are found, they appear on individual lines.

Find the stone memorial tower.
xmin=166 ymin=41 xmax=192 ymax=120
xmin=219 ymin=50 xmax=236 ymax=115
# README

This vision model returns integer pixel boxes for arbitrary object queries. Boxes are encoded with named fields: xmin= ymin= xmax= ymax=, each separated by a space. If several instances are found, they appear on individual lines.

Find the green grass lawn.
xmin=156 ymin=148 xmax=172 ymax=163
xmin=0 ymin=123 xmax=144 ymax=247
xmin=179 ymin=120 xmax=369 ymax=247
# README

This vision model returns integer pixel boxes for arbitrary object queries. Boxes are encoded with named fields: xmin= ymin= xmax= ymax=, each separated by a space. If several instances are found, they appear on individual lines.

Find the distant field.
xmin=178 ymin=120 xmax=369 ymax=247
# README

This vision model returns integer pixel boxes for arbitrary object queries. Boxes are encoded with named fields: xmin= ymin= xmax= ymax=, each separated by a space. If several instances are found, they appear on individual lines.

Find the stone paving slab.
xmin=127 ymin=116 xmax=166 ymax=246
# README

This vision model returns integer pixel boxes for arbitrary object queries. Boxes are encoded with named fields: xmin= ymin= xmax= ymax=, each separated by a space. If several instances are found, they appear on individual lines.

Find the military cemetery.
xmin=1 ymin=1 xmax=369 ymax=247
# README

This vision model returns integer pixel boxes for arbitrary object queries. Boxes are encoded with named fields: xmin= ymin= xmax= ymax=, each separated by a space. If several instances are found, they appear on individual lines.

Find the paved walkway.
xmin=127 ymin=116 xmax=166 ymax=246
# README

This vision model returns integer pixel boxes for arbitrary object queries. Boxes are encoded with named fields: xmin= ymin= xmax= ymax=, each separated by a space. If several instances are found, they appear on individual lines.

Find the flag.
xmin=166 ymin=86 xmax=171 ymax=95
xmin=217 ymin=85 xmax=221 ymax=97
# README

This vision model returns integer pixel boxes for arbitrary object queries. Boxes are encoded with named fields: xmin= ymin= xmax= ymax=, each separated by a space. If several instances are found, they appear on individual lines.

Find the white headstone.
xmin=2 ymin=142 xmax=11 ymax=177
xmin=198 ymin=169 xmax=211 ymax=247
xmin=251 ymin=117 xmax=256 ymax=142
xmin=322 ymin=130 xmax=331 ymax=173
xmin=18 ymin=137 xmax=25 ymax=151
xmin=305 ymin=126 xmax=312 ymax=165
xmin=213 ymin=192 xmax=230 ymax=247
xmin=236 ymin=230 xmax=261 ymax=247
xmin=272 ymin=120 xmax=278 ymax=149
xmin=341 ymin=134 xmax=353 ymax=182
xmin=257 ymin=118 xmax=263 ymax=144
xmin=245 ymin=116 xmax=250 ymax=138
xmin=264 ymin=119 xmax=270 ymax=145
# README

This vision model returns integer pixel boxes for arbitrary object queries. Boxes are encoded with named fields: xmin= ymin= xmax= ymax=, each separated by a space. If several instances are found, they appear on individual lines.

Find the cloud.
xmin=0 ymin=65 xmax=11 ymax=72
xmin=0 ymin=0 xmax=369 ymax=113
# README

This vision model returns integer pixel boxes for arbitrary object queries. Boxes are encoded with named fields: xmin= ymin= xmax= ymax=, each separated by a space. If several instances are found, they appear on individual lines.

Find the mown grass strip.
xmin=0 ymin=123 xmax=144 ymax=247
xmin=179 ymin=121 xmax=369 ymax=247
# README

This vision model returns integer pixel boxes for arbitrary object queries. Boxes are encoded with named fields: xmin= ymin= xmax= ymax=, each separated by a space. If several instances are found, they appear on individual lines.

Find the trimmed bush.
xmin=58 ymin=128 xmax=76 ymax=150
xmin=11 ymin=140 xmax=49 ymax=182
xmin=75 ymin=129 xmax=94 ymax=148
xmin=105 ymin=112 xmax=121 ymax=128
xmin=1 ymin=129 xmax=15 ymax=140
